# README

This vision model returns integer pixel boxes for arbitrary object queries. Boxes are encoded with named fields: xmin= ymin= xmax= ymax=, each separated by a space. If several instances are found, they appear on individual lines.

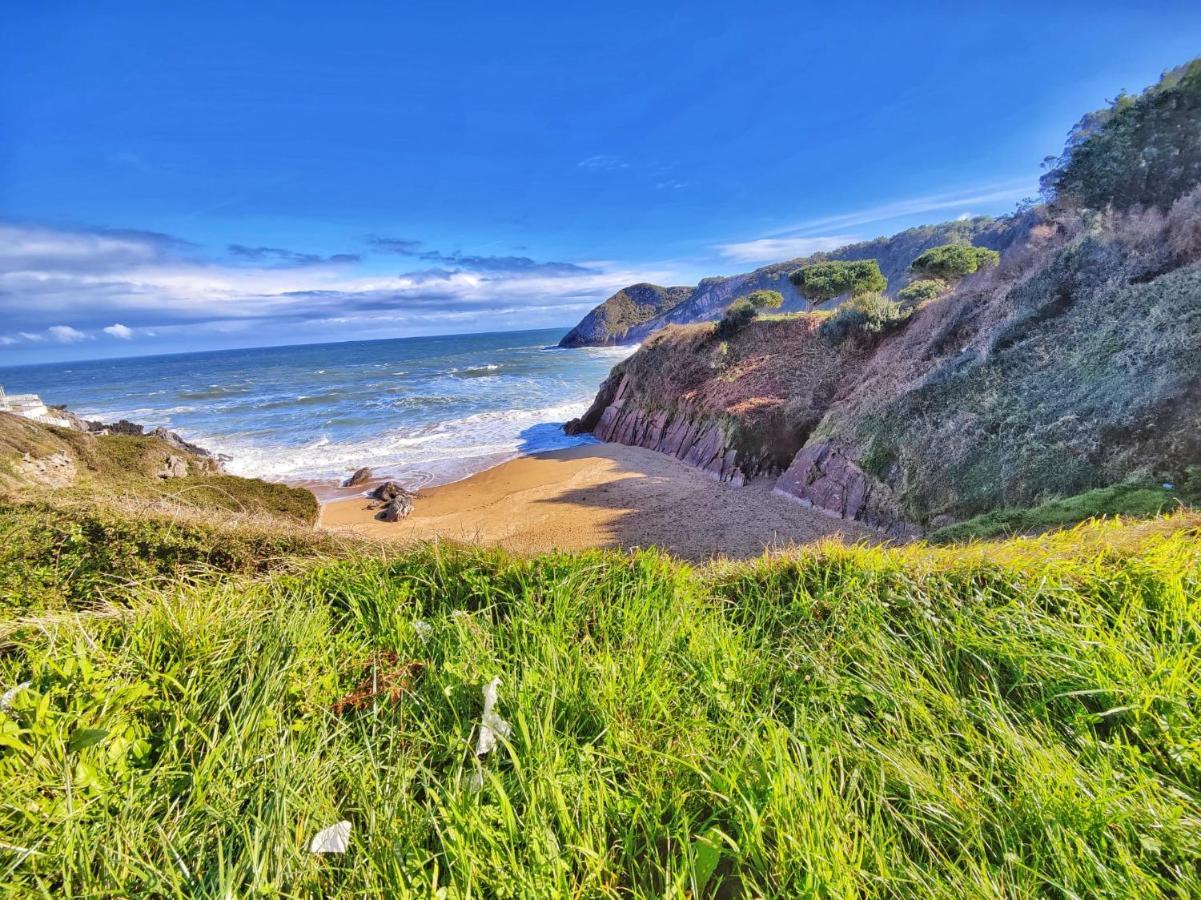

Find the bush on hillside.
xmin=909 ymin=243 xmax=1000 ymax=282
xmin=715 ymin=289 xmax=784 ymax=338
xmin=789 ymin=259 xmax=887 ymax=307
xmin=1041 ymin=58 xmax=1201 ymax=211
xmin=896 ymin=278 xmax=945 ymax=306
xmin=818 ymin=293 xmax=910 ymax=344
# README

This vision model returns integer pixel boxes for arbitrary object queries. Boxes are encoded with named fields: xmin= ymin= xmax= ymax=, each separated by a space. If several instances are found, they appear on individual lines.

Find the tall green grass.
xmin=1 ymin=515 xmax=1199 ymax=895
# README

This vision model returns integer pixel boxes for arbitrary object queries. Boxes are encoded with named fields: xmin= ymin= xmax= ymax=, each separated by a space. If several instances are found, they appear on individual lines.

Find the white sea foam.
xmin=40 ymin=329 xmax=631 ymax=491
xmin=215 ymin=398 xmax=597 ymax=485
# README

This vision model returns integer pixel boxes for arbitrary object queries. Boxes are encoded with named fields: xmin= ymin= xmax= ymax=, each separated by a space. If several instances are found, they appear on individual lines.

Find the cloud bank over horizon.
xmin=0 ymin=220 xmax=678 ymax=361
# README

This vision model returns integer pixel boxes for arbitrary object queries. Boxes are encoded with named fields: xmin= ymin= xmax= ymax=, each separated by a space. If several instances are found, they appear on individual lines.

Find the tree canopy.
xmin=909 ymin=244 xmax=999 ymax=282
xmin=788 ymin=260 xmax=887 ymax=305
xmin=715 ymin=290 xmax=784 ymax=339
xmin=1040 ymin=58 xmax=1201 ymax=211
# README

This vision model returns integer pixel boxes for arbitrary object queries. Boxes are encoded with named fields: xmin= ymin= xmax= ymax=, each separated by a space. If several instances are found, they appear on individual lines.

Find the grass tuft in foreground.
xmin=1 ymin=513 xmax=1200 ymax=895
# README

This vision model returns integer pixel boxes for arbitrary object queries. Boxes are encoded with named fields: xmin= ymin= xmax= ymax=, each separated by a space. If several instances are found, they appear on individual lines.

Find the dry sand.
xmin=319 ymin=443 xmax=881 ymax=561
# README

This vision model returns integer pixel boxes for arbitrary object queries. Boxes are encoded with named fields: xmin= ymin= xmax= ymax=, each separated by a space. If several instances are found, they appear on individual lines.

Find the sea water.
xmin=0 ymin=328 xmax=634 ymax=494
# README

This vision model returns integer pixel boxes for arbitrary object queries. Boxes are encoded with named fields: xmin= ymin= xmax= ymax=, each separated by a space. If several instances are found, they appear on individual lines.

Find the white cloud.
xmin=577 ymin=154 xmax=629 ymax=171
xmin=0 ymin=336 xmax=16 ymax=345
xmin=48 ymin=325 xmax=88 ymax=343
xmin=0 ymin=221 xmax=684 ymax=343
xmin=715 ymin=234 xmax=860 ymax=264
xmin=763 ymin=180 xmax=1035 ymax=239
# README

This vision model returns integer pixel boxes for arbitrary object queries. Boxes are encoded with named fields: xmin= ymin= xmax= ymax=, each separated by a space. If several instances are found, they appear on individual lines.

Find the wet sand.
xmin=318 ymin=443 xmax=881 ymax=561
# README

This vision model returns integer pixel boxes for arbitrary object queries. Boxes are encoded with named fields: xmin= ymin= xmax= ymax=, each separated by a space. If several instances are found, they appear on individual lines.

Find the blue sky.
xmin=2 ymin=1 xmax=1198 ymax=363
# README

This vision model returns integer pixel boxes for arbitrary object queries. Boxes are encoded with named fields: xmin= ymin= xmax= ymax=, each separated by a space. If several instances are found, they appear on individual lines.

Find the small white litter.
xmin=0 ymin=682 xmax=30 ymax=714
xmin=309 ymin=820 xmax=352 ymax=854
xmin=474 ymin=677 xmax=511 ymax=756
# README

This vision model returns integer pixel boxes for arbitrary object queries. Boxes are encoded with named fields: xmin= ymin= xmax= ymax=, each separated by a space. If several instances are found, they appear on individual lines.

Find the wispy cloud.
xmin=365 ymin=235 xmax=594 ymax=276
xmin=763 ymin=180 xmax=1034 ymax=239
xmin=367 ymin=236 xmax=424 ymax=255
xmin=710 ymin=180 xmax=1034 ymax=265
xmin=577 ymin=154 xmax=629 ymax=171
xmin=227 ymin=244 xmax=360 ymax=267
xmin=715 ymin=234 xmax=860 ymax=264
xmin=103 ymin=323 xmax=134 ymax=339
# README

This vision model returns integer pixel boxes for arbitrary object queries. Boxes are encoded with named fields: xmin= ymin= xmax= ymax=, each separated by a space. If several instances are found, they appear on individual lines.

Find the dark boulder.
xmin=370 ymin=480 xmax=410 ymax=502
xmin=376 ymin=493 xmax=414 ymax=522
xmin=343 ymin=466 xmax=372 ymax=487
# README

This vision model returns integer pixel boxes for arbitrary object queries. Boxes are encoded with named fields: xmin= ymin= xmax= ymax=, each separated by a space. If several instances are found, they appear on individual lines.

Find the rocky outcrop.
xmin=377 ymin=494 xmax=414 ymax=522
xmin=344 ymin=467 xmax=372 ymax=488
xmin=558 ymin=283 xmax=695 ymax=347
xmin=17 ymin=450 xmax=76 ymax=489
xmin=569 ymin=373 xmax=757 ymax=485
xmin=368 ymin=480 xmax=417 ymax=521
xmin=370 ymin=480 xmax=411 ymax=502
xmin=87 ymin=418 xmax=145 ymax=437
xmin=156 ymin=454 xmax=189 ymax=479
xmin=772 ymin=442 xmax=919 ymax=539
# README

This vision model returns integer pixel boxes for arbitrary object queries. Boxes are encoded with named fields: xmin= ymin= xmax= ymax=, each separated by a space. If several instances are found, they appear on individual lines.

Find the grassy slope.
xmin=0 ymin=498 xmax=351 ymax=616
xmin=2 ymin=502 xmax=1200 ymax=896
xmin=931 ymin=472 xmax=1201 ymax=543
xmin=0 ymin=412 xmax=319 ymax=525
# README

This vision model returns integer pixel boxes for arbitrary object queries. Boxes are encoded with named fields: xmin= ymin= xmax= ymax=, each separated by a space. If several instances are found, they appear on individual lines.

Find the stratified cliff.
xmin=568 ymin=196 xmax=1201 ymax=535
xmin=561 ymin=217 xmax=1026 ymax=348
xmin=566 ymin=59 xmax=1201 ymax=536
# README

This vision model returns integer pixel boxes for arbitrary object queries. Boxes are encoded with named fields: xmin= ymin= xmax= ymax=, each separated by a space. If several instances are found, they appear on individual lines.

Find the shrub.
xmin=896 ymin=279 xmax=945 ymax=306
xmin=715 ymin=290 xmax=784 ymax=338
xmin=818 ymin=292 xmax=910 ymax=344
xmin=742 ymin=289 xmax=784 ymax=310
xmin=789 ymin=260 xmax=887 ymax=307
xmin=909 ymin=244 xmax=1000 ymax=281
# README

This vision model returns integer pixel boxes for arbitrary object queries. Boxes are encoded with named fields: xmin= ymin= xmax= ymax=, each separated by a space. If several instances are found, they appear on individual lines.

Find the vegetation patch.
xmin=1042 ymin=58 xmax=1201 ymax=211
xmin=909 ymin=243 xmax=1000 ymax=282
xmin=896 ymin=278 xmax=945 ymax=305
xmin=818 ymin=292 xmax=910 ymax=344
xmin=930 ymin=476 xmax=1199 ymax=542
xmin=156 ymin=474 xmax=320 ymax=524
xmin=0 ymin=497 xmax=343 ymax=615
xmin=715 ymin=289 xmax=783 ymax=339
xmin=789 ymin=258 xmax=887 ymax=307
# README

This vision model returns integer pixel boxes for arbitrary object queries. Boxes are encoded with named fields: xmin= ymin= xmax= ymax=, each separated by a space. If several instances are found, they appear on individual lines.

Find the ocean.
xmin=0 ymin=328 xmax=634 ymax=496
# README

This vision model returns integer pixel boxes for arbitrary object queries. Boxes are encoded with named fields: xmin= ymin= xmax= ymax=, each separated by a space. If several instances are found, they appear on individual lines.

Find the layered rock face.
xmin=772 ymin=442 xmax=919 ymax=539
xmin=588 ymin=375 xmax=749 ymax=485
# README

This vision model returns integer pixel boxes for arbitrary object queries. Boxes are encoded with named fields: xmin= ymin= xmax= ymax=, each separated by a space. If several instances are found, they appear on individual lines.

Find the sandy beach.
xmin=319 ymin=442 xmax=881 ymax=560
